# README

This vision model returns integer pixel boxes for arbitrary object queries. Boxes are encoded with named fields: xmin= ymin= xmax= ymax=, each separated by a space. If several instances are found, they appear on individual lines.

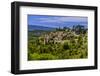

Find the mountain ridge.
xmin=28 ymin=25 xmax=56 ymax=31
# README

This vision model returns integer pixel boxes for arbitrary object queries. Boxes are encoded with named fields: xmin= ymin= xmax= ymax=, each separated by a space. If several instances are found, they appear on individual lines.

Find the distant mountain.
xmin=28 ymin=25 xmax=56 ymax=31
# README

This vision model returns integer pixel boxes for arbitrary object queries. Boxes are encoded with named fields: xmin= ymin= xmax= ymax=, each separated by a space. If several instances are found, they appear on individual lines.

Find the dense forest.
xmin=28 ymin=25 xmax=88 ymax=60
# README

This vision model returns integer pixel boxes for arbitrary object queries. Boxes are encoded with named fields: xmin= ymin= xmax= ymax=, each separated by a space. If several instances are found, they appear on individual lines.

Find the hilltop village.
xmin=28 ymin=25 xmax=88 ymax=60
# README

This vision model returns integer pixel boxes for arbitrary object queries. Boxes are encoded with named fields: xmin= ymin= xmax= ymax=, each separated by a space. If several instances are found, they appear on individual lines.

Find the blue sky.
xmin=28 ymin=15 xmax=88 ymax=28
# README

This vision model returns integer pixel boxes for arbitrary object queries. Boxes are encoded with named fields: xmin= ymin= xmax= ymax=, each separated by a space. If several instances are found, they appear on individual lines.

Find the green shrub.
xmin=63 ymin=42 xmax=70 ymax=50
xmin=28 ymin=53 xmax=58 ymax=60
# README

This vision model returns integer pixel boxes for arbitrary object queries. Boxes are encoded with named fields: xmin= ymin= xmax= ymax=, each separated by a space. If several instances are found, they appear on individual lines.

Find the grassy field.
xmin=28 ymin=25 xmax=88 ymax=60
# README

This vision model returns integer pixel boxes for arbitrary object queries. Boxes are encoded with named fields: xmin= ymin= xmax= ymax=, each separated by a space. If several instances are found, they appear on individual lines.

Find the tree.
xmin=63 ymin=27 xmax=70 ymax=31
xmin=72 ymin=25 xmax=86 ymax=34
xmin=63 ymin=42 xmax=70 ymax=50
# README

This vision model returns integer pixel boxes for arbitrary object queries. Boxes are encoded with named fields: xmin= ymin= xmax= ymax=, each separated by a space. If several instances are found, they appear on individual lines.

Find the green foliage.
xmin=28 ymin=53 xmax=58 ymax=60
xmin=63 ymin=42 xmax=70 ymax=50
xmin=28 ymin=25 xmax=88 ymax=60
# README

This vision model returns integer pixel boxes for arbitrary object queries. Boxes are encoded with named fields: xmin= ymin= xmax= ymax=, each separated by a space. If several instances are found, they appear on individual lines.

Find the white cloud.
xmin=37 ymin=16 xmax=87 ymax=23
